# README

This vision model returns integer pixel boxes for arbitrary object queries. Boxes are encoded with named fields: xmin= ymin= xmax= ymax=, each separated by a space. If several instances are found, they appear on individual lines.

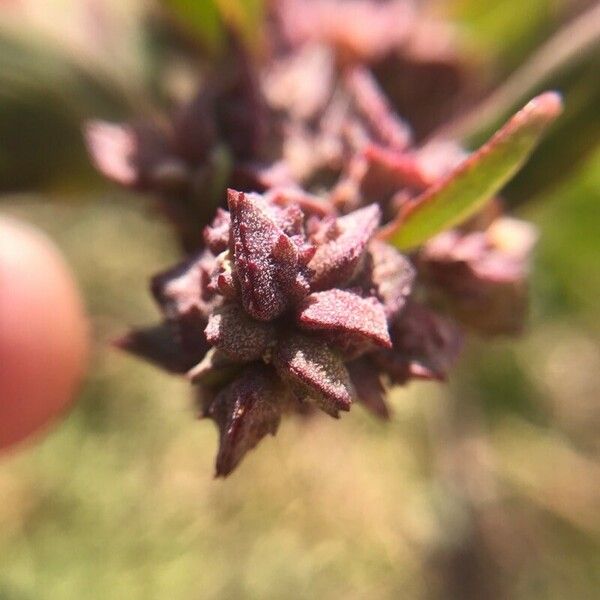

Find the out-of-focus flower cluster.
xmin=85 ymin=0 xmax=474 ymax=251
xmin=86 ymin=0 xmax=544 ymax=475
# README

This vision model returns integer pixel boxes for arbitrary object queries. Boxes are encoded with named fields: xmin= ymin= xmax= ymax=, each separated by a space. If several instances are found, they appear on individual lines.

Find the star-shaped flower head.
xmin=118 ymin=190 xmax=462 ymax=476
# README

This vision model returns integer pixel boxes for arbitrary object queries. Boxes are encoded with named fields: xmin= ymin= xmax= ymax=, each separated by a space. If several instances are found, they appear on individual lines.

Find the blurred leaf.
xmin=438 ymin=3 xmax=600 ymax=204
xmin=161 ymin=0 xmax=264 ymax=52
xmin=0 ymin=7 xmax=150 ymax=191
xmin=221 ymin=0 xmax=265 ymax=49
xmin=381 ymin=93 xmax=563 ymax=250
xmin=440 ymin=3 xmax=600 ymax=142
xmin=161 ymin=0 xmax=224 ymax=51
xmin=532 ymin=146 xmax=600 ymax=327
xmin=448 ymin=0 xmax=570 ymax=72
xmin=503 ymin=54 xmax=600 ymax=206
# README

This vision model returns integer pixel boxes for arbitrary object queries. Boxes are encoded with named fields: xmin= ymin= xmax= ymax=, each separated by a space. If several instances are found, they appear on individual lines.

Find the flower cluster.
xmin=121 ymin=189 xmax=461 ymax=476
xmin=85 ymin=0 xmax=471 ymax=251
xmin=86 ymin=0 xmax=559 ymax=475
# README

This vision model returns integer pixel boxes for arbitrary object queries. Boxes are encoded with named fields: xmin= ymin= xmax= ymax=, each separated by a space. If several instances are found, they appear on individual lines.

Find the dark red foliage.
xmin=210 ymin=366 xmax=283 ymax=477
xmin=115 ymin=181 xmax=535 ymax=474
xmin=121 ymin=191 xmax=463 ymax=474
xmin=228 ymin=189 xmax=311 ymax=320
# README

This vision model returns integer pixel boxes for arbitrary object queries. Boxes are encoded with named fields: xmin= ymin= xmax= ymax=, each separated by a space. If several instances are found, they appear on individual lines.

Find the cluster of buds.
xmin=85 ymin=0 xmax=471 ymax=251
xmin=121 ymin=189 xmax=460 ymax=475
xmin=86 ymin=0 xmax=560 ymax=475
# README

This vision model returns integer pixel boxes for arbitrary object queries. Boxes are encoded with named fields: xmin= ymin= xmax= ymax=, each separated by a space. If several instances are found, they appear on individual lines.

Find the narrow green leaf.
xmin=381 ymin=92 xmax=563 ymax=249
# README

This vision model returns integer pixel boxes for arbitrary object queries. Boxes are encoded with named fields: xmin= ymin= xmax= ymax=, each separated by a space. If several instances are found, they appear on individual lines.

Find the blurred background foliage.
xmin=0 ymin=1 xmax=599 ymax=599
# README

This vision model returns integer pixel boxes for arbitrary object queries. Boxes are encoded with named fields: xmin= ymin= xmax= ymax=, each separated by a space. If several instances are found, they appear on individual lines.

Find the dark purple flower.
xmin=118 ymin=190 xmax=461 ymax=475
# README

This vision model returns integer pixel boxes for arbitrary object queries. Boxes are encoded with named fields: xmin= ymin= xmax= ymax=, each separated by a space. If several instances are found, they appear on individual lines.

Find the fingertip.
xmin=0 ymin=217 xmax=89 ymax=452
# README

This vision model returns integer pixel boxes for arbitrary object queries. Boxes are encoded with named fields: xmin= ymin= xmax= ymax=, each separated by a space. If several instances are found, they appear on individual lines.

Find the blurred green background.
xmin=0 ymin=1 xmax=598 ymax=599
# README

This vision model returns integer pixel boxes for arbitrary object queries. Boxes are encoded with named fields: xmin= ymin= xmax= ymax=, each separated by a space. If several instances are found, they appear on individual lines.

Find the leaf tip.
xmin=527 ymin=91 xmax=564 ymax=123
xmin=511 ymin=92 xmax=563 ymax=142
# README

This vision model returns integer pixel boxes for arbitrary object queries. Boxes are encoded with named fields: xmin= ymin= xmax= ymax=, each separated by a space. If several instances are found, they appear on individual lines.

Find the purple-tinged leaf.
xmin=381 ymin=92 xmax=563 ymax=249
xmin=366 ymin=240 xmax=415 ymax=319
xmin=347 ymin=358 xmax=390 ymax=419
xmin=297 ymin=290 xmax=391 ymax=349
xmin=114 ymin=323 xmax=208 ymax=374
xmin=360 ymin=144 xmax=430 ymax=195
xmin=375 ymin=302 xmax=462 ymax=384
xmin=274 ymin=333 xmax=355 ymax=417
xmin=209 ymin=367 xmax=282 ymax=477
xmin=84 ymin=120 xmax=168 ymax=190
xmin=228 ymin=189 xmax=309 ymax=321
xmin=346 ymin=67 xmax=411 ymax=150
xmin=419 ymin=217 xmax=537 ymax=335
xmin=308 ymin=204 xmax=381 ymax=290
xmin=205 ymin=303 xmax=276 ymax=362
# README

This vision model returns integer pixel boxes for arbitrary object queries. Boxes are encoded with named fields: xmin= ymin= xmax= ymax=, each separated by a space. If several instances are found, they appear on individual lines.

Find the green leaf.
xmin=0 ymin=16 xmax=145 ymax=190
xmin=381 ymin=92 xmax=563 ymax=250
xmin=161 ymin=0 xmax=224 ymax=52
xmin=161 ymin=0 xmax=265 ymax=52
xmin=217 ymin=0 xmax=265 ymax=49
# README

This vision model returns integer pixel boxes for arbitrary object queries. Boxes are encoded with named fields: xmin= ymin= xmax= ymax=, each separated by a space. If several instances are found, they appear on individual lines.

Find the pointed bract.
xmin=274 ymin=333 xmax=355 ymax=416
xmin=114 ymin=323 xmax=208 ymax=374
xmin=228 ymin=189 xmax=309 ymax=321
xmin=309 ymin=204 xmax=381 ymax=290
xmin=348 ymin=358 xmax=390 ymax=419
xmin=297 ymin=289 xmax=391 ymax=349
xmin=205 ymin=303 xmax=276 ymax=362
xmin=209 ymin=367 xmax=282 ymax=477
